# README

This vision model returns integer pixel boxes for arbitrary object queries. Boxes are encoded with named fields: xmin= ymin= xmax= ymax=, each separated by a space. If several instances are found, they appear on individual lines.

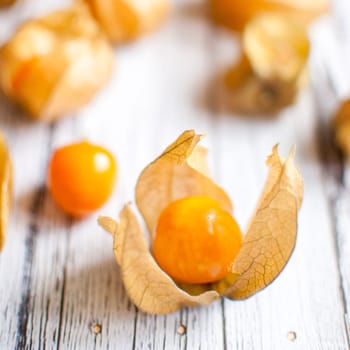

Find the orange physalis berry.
xmin=11 ymin=57 xmax=39 ymax=93
xmin=47 ymin=141 xmax=116 ymax=218
xmin=153 ymin=196 xmax=242 ymax=284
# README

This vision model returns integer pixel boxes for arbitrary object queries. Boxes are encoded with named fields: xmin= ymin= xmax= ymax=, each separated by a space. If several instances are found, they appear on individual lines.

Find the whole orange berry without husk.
xmin=48 ymin=141 xmax=116 ymax=217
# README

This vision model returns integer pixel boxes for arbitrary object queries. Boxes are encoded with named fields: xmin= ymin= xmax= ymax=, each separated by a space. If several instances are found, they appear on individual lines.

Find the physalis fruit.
xmin=224 ymin=13 xmax=309 ymax=114
xmin=99 ymin=130 xmax=303 ymax=314
xmin=0 ymin=132 xmax=12 ymax=251
xmin=0 ymin=4 xmax=113 ymax=120
xmin=48 ymin=141 xmax=116 ymax=218
xmin=85 ymin=0 xmax=170 ymax=43
xmin=210 ymin=0 xmax=329 ymax=32
xmin=154 ymin=196 xmax=242 ymax=284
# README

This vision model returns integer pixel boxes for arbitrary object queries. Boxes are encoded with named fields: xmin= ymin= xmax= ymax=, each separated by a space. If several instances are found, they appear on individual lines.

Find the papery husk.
xmin=0 ymin=132 xmax=12 ymax=251
xmin=210 ymin=0 xmax=329 ymax=32
xmin=85 ymin=0 xmax=170 ymax=43
xmin=224 ymin=13 xmax=309 ymax=115
xmin=0 ymin=4 xmax=113 ymax=121
xmin=333 ymin=99 xmax=350 ymax=156
xmin=135 ymin=130 xmax=233 ymax=237
xmin=221 ymin=145 xmax=303 ymax=299
xmin=224 ymin=60 xmax=301 ymax=114
xmin=243 ymin=13 xmax=309 ymax=83
xmin=98 ymin=208 xmax=220 ymax=314
xmin=99 ymin=130 xmax=303 ymax=314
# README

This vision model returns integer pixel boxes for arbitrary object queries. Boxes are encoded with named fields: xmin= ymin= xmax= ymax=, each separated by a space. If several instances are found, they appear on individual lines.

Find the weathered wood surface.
xmin=0 ymin=0 xmax=350 ymax=349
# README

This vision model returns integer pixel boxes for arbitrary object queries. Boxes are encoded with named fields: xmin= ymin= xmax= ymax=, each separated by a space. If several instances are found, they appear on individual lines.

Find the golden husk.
xmin=210 ymin=0 xmax=329 ymax=32
xmin=85 ymin=0 xmax=170 ymax=43
xmin=0 ymin=132 xmax=12 ymax=251
xmin=333 ymin=99 xmax=350 ymax=156
xmin=0 ymin=4 xmax=114 ymax=121
xmin=224 ymin=13 xmax=309 ymax=114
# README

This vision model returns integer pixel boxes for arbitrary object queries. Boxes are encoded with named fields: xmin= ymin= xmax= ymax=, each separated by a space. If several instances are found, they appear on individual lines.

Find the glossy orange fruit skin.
xmin=47 ymin=141 xmax=116 ymax=218
xmin=153 ymin=196 xmax=242 ymax=284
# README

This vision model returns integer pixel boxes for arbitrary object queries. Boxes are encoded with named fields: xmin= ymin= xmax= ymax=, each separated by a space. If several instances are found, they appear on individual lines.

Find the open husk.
xmin=224 ymin=13 xmax=309 ymax=114
xmin=0 ymin=4 xmax=113 ymax=121
xmin=85 ymin=0 xmax=170 ymax=43
xmin=135 ymin=131 xmax=232 ymax=237
xmin=0 ymin=132 xmax=12 ymax=251
xmin=210 ymin=0 xmax=329 ymax=32
xmin=333 ymin=99 xmax=350 ymax=156
xmin=99 ymin=130 xmax=304 ymax=314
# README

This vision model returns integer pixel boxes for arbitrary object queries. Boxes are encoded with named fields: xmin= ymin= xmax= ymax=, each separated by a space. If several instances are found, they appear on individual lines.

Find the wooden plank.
xmin=332 ymin=188 xmax=350 ymax=344
xmin=57 ymin=1 xmax=227 ymax=348
xmin=212 ymin=14 xmax=349 ymax=350
xmin=331 ymin=2 xmax=350 ymax=341
xmin=214 ymin=93 xmax=349 ymax=349
xmin=311 ymin=3 xmax=350 ymax=344
xmin=0 ymin=102 xmax=53 ymax=349
xmin=0 ymin=4 xmax=82 ymax=350
xmin=0 ymin=0 xmax=349 ymax=349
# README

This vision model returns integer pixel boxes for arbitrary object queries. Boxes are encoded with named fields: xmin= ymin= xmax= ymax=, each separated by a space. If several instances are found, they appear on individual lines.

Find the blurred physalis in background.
xmin=0 ymin=132 xmax=12 ymax=252
xmin=210 ymin=0 xmax=329 ymax=32
xmin=333 ymin=99 xmax=350 ymax=156
xmin=0 ymin=4 xmax=113 ymax=121
xmin=0 ymin=0 xmax=15 ymax=8
xmin=224 ymin=13 xmax=309 ymax=115
xmin=85 ymin=0 xmax=170 ymax=43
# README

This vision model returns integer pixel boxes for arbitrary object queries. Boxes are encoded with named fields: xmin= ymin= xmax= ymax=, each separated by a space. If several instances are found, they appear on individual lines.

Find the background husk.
xmin=333 ymin=99 xmax=350 ymax=156
xmin=0 ymin=4 xmax=113 ymax=121
xmin=224 ymin=13 xmax=309 ymax=114
xmin=0 ymin=132 xmax=12 ymax=251
xmin=210 ymin=0 xmax=329 ymax=32
xmin=85 ymin=0 xmax=170 ymax=43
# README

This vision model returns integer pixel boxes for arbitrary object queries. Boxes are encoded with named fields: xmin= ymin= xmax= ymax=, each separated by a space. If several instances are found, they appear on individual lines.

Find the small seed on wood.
xmin=287 ymin=331 xmax=297 ymax=341
xmin=177 ymin=325 xmax=186 ymax=335
xmin=91 ymin=323 xmax=102 ymax=335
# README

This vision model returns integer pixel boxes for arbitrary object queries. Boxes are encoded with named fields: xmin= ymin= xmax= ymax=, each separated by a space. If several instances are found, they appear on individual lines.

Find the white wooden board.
xmin=0 ymin=0 xmax=349 ymax=349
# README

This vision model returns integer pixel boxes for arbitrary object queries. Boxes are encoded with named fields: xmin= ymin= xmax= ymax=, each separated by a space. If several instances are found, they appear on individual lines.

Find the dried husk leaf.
xmin=222 ymin=145 xmax=303 ymax=299
xmin=0 ymin=4 xmax=113 ymax=121
xmin=224 ymin=61 xmax=300 ymax=114
xmin=85 ymin=0 xmax=170 ymax=43
xmin=333 ymin=99 xmax=350 ymax=156
xmin=210 ymin=0 xmax=329 ymax=32
xmin=243 ymin=13 xmax=309 ymax=83
xmin=225 ymin=55 xmax=252 ymax=90
xmin=0 ymin=132 xmax=12 ymax=251
xmin=135 ymin=130 xmax=232 ymax=237
xmin=187 ymin=145 xmax=210 ymax=177
xmin=224 ymin=13 xmax=309 ymax=115
xmin=98 ymin=207 xmax=220 ymax=314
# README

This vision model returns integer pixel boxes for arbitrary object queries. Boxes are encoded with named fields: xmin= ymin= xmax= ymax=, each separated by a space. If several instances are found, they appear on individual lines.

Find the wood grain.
xmin=0 ymin=0 xmax=350 ymax=349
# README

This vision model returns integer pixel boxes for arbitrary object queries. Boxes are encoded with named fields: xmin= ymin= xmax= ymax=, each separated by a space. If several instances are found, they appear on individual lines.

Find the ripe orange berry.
xmin=47 ymin=141 xmax=116 ymax=218
xmin=153 ymin=196 xmax=242 ymax=284
xmin=11 ymin=57 xmax=39 ymax=93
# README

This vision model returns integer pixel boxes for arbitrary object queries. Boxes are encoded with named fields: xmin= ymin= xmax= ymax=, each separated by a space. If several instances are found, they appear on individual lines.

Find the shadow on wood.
xmin=0 ymin=90 xmax=35 ymax=128
xmin=15 ymin=184 xmax=71 ymax=230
